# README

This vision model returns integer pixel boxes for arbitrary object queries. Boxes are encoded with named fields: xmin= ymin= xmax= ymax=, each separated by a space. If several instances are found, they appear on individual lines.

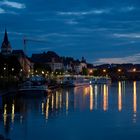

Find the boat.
xmin=18 ymin=76 xmax=48 ymax=94
xmin=61 ymin=75 xmax=75 ymax=87
xmin=61 ymin=75 xmax=91 ymax=87
xmin=91 ymin=77 xmax=111 ymax=84
xmin=72 ymin=77 xmax=91 ymax=87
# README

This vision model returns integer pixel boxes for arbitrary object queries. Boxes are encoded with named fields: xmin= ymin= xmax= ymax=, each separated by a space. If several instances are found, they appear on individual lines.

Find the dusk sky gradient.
xmin=0 ymin=0 xmax=140 ymax=64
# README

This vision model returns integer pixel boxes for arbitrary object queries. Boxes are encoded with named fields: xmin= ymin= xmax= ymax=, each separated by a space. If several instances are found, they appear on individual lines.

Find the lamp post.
xmin=4 ymin=67 xmax=6 ymax=78
xmin=118 ymin=69 xmax=122 ymax=72
xmin=133 ymin=68 xmax=136 ymax=72
xmin=117 ymin=68 xmax=122 ymax=80
xmin=103 ymin=69 xmax=107 ymax=77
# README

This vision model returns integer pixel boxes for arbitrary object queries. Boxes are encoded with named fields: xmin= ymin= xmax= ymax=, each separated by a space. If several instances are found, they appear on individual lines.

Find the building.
xmin=1 ymin=29 xmax=12 ymax=56
xmin=12 ymin=50 xmax=32 ymax=76
xmin=0 ymin=29 xmax=31 ymax=77
xmin=31 ymin=51 xmax=63 ymax=72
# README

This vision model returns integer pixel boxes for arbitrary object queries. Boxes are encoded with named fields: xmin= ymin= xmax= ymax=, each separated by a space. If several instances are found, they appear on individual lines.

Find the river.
xmin=0 ymin=81 xmax=140 ymax=140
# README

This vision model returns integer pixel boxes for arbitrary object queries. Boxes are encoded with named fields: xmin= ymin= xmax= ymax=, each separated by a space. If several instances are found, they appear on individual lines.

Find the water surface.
xmin=0 ymin=81 xmax=140 ymax=140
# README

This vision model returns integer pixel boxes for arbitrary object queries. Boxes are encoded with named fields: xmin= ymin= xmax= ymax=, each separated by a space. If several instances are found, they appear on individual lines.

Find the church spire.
xmin=4 ymin=29 xmax=9 ymax=45
xmin=1 ymin=29 xmax=12 ymax=55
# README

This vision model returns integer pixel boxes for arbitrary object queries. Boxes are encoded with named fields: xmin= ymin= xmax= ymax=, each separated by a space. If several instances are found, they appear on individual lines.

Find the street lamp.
xmin=3 ymin=67 xmax=6 ymax=78
xmin=118 ymin=69 xmax=122 ymax=72
xmin=42 ymin=71 xmax=44 ymax=75
xmin=133 ymin=68 xmax=136 ymax=72
xmin=103 ymin=69 xmax=106 ymax=73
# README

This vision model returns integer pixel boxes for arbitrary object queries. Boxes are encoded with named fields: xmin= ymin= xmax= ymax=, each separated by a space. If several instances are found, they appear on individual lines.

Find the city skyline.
xmin=0 ymin=0 xmax=140 ymax=64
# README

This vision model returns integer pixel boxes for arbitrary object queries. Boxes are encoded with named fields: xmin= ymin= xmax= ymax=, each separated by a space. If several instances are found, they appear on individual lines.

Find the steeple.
xmin=4 ymin=29 xmax=9 ymax=45
xmin=1 ymin=29 xmax=12 ymax=55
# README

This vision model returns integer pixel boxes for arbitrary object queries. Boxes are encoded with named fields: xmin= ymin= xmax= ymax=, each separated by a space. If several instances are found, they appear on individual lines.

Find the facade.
xmin=31 ymin=51 xmax=64 ymax=72
xmin=74 ymin=64 xmax=82 ymax=74
xmin=0 ymin=30 xmax=31 ymax=77
xmin=48 ymin=62 xmax=63 ymax=72
xmin=12 ymin=50 xmax=32 ymax=76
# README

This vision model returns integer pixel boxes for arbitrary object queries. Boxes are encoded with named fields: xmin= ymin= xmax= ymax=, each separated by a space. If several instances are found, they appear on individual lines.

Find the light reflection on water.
xmin=0 ymin=81 xmax=140 ymax=140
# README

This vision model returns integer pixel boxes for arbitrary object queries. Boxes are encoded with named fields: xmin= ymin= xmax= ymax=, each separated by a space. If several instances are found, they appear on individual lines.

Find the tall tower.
xmin=1 ymin=29 xmax=12 ymax=55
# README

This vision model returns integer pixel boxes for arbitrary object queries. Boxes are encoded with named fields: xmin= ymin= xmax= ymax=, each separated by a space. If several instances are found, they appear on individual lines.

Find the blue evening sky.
xmin=0 ymin=0 xmax=140 ymax=64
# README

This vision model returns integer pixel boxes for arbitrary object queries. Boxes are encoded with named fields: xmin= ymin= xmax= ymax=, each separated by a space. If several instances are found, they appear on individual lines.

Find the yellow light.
xmin=90 ymin=85 xmax=94 ymax=111
xmin=59 ymin=92 xmax=62 ymax=108
xmin=66 ymin=91 xmax=69 ymax=112
xmin=95 ymin=85 xmax=98 ymax=109
xmin=45 ymin=98 xmax=49 ymax=120
xmin=4 ymin=104 xmax=7 ymax=126
xmin=11 ymin=103 xmax=15 ymax=123
xmin=133 ymin=81 xmax=137 ymax=113
xmin=103 ymin=84 xmax=108 ymax=111
xmin=118 ymin=69 xmax=121 ymax=72
xmin=56 ymin=91 xmax=59 ymax=109
xmin=42 ymin=71 xmax=44 ymax=74
xmin=103 ymin=69 xmax=106 ymax=73
xmin=133 ymin=68 xmax=136 ymax=72
xmin=84 ymin=87 xmax=89 ymax=95
xmin=52 ymin=94 xmax=54 ymax=110
xmin=89 ymin=69 xmax=93 ymax=74
xmin=118 ymin=81 xmax=122 ymax=111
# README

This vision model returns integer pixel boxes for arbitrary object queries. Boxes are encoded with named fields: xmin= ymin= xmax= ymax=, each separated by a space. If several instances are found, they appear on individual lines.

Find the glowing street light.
xmin=118 ymin=69 xmax=122 ymax=72
xmin=133 ymin=68 xmax=136 ymax=72
xmin=4 ymin=67 xmax=6 ymax=70
xmin=103 ymin=69 xmax=106 ymax=73
xmin=12 ymin=68 xmax=14 ymax=71
xmin=42 ymin=71 xmax=44 ymax=74
xmin=89 ymin=69 xmax=93 ymax=74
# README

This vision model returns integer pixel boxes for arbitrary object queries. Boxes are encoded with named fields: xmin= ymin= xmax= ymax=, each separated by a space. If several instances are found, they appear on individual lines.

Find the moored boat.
xmin=91 ymin=77 xmax=111 ymax=84
xmin=18 ymin=76 xmax=48 ymax=95
xmin=61 ymin=75 xmax=91 ymax=87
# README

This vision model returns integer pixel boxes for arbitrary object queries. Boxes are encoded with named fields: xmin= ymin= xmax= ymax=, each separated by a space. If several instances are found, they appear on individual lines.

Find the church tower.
xmin=1 ymin=29 xmax=12 ymax=55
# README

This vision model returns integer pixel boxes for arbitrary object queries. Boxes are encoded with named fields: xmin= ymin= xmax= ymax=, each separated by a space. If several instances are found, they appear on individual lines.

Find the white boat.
xmin=91 ymin=77 xmax=111 ymax=84
xmin=72 ymin=77 xmax=91 ymax=87
xmin=62 ymin=76 xmax=91 ymax=87
xmin=19 ymin=76 xmax=48 ymax=93
xmin=61 ymin=75 xmax=74 ymax=87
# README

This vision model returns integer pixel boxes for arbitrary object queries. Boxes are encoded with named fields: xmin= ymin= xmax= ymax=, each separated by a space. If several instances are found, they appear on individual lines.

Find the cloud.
xmin=95 ymin=53 xmax=140 ymax=64
xmin=57 ymin=9 xmax=111 ymax=16
xmin=65 ymin=19 xmax=78 ymax=25
xmin=38 ymin=33 xmax=86 ymax=39
xmin=57 ymin=6 xmax=135 ymax=17
xmin=0 ymin=0 xmax=26 ymax=9
xmin=120 ymin=6 xmax=135 ymax=12
xmin=113 ymin=33 xmax=140 ymax=39
xmin=0 ymin=8 xmax=5 ymax=13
